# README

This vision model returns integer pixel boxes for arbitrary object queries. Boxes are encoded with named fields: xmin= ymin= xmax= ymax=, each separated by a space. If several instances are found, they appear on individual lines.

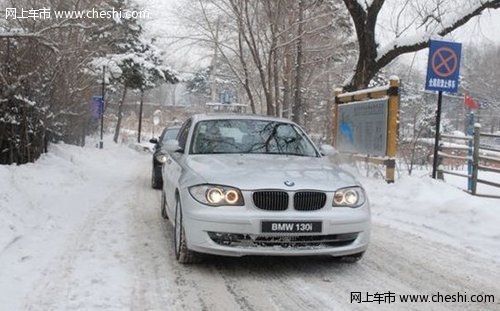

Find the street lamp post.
xmin=100 ymin=65 xmax=106 ymax=149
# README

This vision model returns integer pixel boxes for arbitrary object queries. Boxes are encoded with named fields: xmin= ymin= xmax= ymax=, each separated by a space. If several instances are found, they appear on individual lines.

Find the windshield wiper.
xmin=256 ymin=152 xmax=312 ymax=157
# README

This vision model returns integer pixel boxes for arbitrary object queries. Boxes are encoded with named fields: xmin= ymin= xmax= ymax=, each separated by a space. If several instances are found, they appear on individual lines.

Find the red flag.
xmin=464 ymin=95 xmax=479 ymax=109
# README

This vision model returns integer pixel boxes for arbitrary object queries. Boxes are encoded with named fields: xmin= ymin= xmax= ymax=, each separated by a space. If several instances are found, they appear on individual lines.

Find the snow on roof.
xmin=338 ymin=85 xmax=390 ymax=98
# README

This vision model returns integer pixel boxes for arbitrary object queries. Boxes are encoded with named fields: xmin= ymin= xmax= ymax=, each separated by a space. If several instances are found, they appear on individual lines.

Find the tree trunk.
xmin=273 ymin=48 xmax=281 ymax=117
xmin=241 ymin=1 xmax=273 ymax=116
xmin=210 ymin=17 xmax=221 ymax=103
xmin=137 ymin=89 xmax=144 ymax=143
xmin=267 ymin=48 xmax=275 ymax=116
xmin=292 ymin=0 xmax=304 ymax=124
xmin=282 ymin=41 xmax=293 ymax=119
xmin=237 ymin=24 xmax=257 ymax=114
xmin=113 ymin=86 xmax=128 ymax=143
xmin=325 ymin=70 xmax=333 ymax=144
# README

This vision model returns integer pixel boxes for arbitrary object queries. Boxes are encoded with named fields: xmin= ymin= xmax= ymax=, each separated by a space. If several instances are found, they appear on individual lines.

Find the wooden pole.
xmin=386 ymin=77 xmax=400 ymax=183
xmin=333 ymin=88 xmax=342 ymax=147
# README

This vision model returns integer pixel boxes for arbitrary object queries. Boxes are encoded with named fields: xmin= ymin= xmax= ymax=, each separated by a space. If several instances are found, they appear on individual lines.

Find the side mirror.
xmin=164 ymin=139 xmax=182 ymax=152
xmin=320 ymin=144 xmax=338 ymax=156
xmin=149 ymin=138 xmax=159 ymax=144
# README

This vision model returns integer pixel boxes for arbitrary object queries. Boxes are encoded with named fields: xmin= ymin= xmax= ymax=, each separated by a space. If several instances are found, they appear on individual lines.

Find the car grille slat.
xmin=294 ymin=191 xmax=326 ymax=211
xmin=253 ymin=191 xmax=288 ymax=211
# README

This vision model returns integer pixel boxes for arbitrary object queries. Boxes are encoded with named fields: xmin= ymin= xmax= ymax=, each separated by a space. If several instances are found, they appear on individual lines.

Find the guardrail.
xmin=438 ymin=124 xmax=500 ymax=199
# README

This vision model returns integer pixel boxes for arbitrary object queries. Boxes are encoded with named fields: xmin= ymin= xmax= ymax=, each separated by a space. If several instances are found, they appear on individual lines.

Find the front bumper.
xmin=179 ymin=190 xmax=371 ymax=257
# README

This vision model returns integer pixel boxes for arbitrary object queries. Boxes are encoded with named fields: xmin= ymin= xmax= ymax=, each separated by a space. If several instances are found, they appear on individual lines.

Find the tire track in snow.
xmin=125 ymin=169 xmax=212 ymax=311
xmin=127 ymin=159 xmax=500 ymax=311
xmin=211 ymin=257 xmax=331 ymax=310
xmin=24 ymin=186 xmax=133 ymax=310
xmin=22 ymin=152 xmax=145 ymax=311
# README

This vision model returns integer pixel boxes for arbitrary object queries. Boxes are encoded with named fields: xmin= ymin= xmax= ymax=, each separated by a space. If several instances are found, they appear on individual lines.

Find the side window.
xmin=177 ymin=119 xmax=192 ymax=151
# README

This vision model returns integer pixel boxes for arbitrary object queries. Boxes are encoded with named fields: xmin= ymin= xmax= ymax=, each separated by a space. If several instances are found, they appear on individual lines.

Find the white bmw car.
xmin=157 ymin=114 xmax=370 ymax=263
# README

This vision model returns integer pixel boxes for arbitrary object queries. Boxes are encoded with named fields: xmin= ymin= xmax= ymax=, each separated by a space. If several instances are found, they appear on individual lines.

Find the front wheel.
xmin=174 ymin=197 xmax=201 ymax=264
xmin=151 ymin=167 xmax=162 ymax=189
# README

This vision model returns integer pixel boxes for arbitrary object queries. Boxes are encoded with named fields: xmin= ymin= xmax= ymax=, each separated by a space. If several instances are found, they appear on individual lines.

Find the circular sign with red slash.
xmin=431 ymin=47 xmax=458 ymax=78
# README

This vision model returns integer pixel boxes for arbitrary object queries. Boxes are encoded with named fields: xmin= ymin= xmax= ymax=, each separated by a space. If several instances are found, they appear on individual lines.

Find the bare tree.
xmin=175 ymin=0 xmax=355 ymax=128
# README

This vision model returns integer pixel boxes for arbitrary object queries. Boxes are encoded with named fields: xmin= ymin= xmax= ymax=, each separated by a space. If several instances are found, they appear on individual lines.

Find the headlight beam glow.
xmin=332 ymin=187 xmax=364 ymax=207
xmin=189 ymin=184 xmax=244 ymax=206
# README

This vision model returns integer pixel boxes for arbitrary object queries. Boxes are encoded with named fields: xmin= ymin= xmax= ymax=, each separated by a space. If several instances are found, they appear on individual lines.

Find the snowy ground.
xmin=1 ymin=141 xmax=499 ymax=310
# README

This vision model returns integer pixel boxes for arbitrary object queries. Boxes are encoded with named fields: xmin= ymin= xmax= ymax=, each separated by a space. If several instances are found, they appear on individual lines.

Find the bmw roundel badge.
xmin=284 ymin=181 xmax=295 ymax=187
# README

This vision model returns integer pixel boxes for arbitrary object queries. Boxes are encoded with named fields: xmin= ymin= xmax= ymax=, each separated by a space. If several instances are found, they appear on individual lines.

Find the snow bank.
xmin=0 ymin=141 xmax=148 ymax=309
xmin=0 ymin=142 xmax=143 ymax=253
xmin=361 ymin=174 xmax=500 ymax=259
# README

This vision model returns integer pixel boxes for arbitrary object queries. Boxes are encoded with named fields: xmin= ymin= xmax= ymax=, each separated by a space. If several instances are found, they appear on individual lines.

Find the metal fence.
xmin=438 ymin=124 xmax=500 ymax=199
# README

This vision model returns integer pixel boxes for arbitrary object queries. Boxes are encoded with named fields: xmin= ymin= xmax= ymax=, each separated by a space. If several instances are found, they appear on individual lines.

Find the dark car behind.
xmin=150 ymin=126 xmax=180 ymax=189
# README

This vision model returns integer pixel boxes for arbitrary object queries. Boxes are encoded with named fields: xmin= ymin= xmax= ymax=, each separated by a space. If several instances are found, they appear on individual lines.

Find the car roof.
xmin=190 ymin=113 xmax=296 ymax=124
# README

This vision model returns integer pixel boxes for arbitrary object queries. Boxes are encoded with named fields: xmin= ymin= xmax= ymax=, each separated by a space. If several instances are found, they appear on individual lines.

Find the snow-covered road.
xmin=1 ymin=143 xmax=499 ymax=310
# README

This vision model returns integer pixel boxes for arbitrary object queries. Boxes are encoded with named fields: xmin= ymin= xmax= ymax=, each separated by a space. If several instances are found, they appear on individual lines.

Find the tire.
xmin=174 ymin=196 xmax=201 ymax=264
xmin=151 ymin=175 xmax=158 ymax=189
xmin=161 ymin=190 xmax=168 ymax=220
xmin=335 ymin=251 xmax=365 ymax=263
xmin=151 ymin=168 xmax=162 ymax=189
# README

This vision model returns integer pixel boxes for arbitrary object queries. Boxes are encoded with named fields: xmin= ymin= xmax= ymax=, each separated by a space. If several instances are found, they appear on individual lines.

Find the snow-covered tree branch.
xmin=343 ymin=0 xmax=500 ymax=91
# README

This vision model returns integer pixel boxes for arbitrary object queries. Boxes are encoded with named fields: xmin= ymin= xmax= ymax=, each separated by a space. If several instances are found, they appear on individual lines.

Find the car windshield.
xmin=161 ymin=128 xmax=180 ymax=143
xmin=190 ymin=119 xmax=318 ymax=157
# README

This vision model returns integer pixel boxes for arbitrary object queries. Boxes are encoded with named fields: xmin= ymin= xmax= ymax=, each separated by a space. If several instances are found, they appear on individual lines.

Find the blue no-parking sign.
xmin=425 ymin=40 xmax=462 ymax=93
xmin=91 ymin=96 xmax=104 ymax=119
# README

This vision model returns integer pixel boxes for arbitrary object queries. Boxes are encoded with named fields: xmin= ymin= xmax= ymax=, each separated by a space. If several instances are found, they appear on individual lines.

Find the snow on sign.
xmin=425 ymin=39 xmax=462 ymax=93
xmin=336 ymin=98 xmax=388 ymax=156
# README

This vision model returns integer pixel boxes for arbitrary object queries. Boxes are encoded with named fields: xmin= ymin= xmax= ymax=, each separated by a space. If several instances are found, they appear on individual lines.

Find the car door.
xmin=163 ymin=119 xmax=192 ymax=215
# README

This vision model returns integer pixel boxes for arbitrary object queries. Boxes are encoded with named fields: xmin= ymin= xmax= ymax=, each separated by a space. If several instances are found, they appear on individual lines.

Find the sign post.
xmin=100 ymin=65 xmax=106 ymax=149
xmin=425 ymin=39 xmax=462 ymax=179
xmin=432 ymin=92 xmax=443 ymax=179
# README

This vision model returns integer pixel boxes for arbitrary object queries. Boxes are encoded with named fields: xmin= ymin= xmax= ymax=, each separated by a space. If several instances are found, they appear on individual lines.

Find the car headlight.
xmin=333 ymin=186 xmax=365 ymax=207
xmin=189 ymin=184 xmax=244 ymax=206
xmin=155 ymin=153 xmax=167 ymax=163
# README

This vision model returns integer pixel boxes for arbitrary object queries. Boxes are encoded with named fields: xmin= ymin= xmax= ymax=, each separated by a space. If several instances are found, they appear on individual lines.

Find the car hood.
xmin=185 ymin=154 xmax=359 ymax=191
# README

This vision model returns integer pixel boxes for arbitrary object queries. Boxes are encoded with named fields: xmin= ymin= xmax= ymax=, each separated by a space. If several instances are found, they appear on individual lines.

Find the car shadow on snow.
xmin=185 ymin=254 xmax=363 ymax=277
